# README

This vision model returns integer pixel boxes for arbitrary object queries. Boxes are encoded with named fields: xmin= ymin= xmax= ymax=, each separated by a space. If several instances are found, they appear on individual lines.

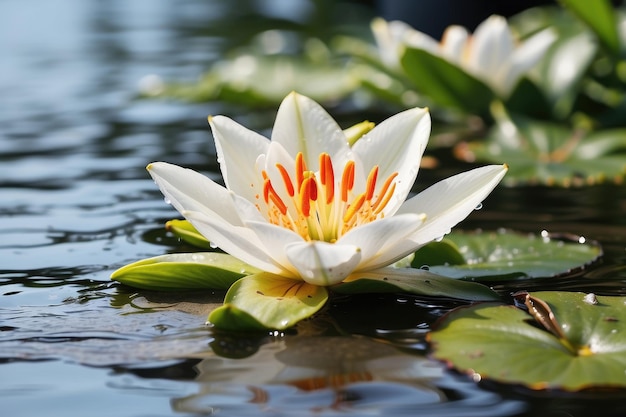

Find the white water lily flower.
xmin=148 ymin=92 xmax=506 ymax=286
xmin=372 ymin=15 xmax=555 ymax=97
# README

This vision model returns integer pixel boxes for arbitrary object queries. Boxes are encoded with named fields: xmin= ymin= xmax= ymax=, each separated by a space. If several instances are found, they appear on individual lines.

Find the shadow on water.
xmin=1 ymin=1 xmax=626 ymax=416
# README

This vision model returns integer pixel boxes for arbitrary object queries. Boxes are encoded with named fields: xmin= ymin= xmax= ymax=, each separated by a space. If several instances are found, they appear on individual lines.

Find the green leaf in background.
xmin=428 ymin=291 xmax=626 ymax=390
xmin=208 ymin=273 xmax=329 ymax=330
xmin=332 ymin=267 xmax=501 ymax=301
xmin=110 ymin=252 xmax=261 ymax=291
xmin=559 ymin=0 xmax=620 ymax=54
xmin=400 ymin=47 xmax=495 ymax=116
xmin=455 ymin=108 xmax=626 ymax=186
xmin=166 ymin=219 xmax=212 ymax=249
xmin=154 ymin=54 xmax=359 ymax=106
xmin=418 ymin=230 xmax=601 ymax=281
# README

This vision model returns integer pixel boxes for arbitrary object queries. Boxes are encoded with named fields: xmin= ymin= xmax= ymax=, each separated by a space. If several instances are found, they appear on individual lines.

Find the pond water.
xmin=2 ymin=1 xmax=626 ymax=416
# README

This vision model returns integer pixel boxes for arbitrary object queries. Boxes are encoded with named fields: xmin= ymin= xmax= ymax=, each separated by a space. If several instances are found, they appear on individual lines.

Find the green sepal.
xmin=208 ymin=273 xmax=329 ymax=330
xmin=207 ymin=304 xmax=269 ymax=332
xmin=166 ymin=219 xmax=212 ymax=249
xmin=110 ymin=252 xmax=261 ymax=291
xmin=344 ymin=120 xmax=375 ymax=146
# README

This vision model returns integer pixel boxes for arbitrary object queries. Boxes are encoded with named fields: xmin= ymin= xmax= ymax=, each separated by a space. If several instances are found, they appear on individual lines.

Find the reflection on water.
xmin=1 ymin=0 xmax=626 ymax=416
xmin=173 ymin=337 xmax=525 ymax=416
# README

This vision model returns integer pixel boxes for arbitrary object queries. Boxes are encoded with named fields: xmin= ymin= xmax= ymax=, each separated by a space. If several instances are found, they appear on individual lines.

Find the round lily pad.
xmin=414 ymin=229 xmax=602 ymax=282
xmin=428 ymin=291 xmax=626 ymax=391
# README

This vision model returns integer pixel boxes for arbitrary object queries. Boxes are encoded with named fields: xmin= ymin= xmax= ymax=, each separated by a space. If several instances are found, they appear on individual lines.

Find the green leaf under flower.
xmin=111 ymin=252 xmax=261 ymax=291
xmin=428 ymin=291 xmax=626 ymax=390
xmin=415 ymin=229 xmax=602 ymax=282
xmin=208 ymin=272 xmax=329 ymax=331
xmin=333 ymin=268 xmax=501 ymax=301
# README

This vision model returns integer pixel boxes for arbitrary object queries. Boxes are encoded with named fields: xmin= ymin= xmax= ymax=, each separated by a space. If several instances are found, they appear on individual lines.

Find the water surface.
xmin=2 ymin=1 xmax=626 ymax=416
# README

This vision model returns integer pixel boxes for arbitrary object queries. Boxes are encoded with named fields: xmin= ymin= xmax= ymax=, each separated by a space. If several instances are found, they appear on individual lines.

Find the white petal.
xmin=285 ymin=241 xmax=362 ymax=286
xmin=497 ymin=28 xmax=556 ymax=96
xmin=397 ymin=164 xmax=507 ymax=245
xmin=262 ymin=141 xmax=300 ymax=217
xmin=271 ymin=92 xmax=350 ymax=168
xmin=372 ymin=18 xmax=429 ymax=68
xmin=244 ymin=220 xmax=305 ymax=276
xmin=183 ymin=210 xmax=289 ymax=276
xmin=209 ymin=115 xmax=270 ymax=203
xmin=338 ymin=213 xmax=425 ymax=270
xmin=371 ymin=18 xmax=402 ymax=68
xmin=440 ymin=25 xmax=469 ymax=63
xmin=401 ymin=25 xmax=440 ymax=53
xmin=468 ymin=15 xmax=513 ymax=79
xmin=351 ymin=107 xmax=431 ymax=215
xmin=147 ymin=162 xmax=242 ymax=226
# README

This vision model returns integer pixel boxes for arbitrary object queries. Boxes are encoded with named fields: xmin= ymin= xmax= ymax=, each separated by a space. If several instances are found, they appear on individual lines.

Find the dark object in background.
xmin=374 ymin=0 xmax=554 ymax=37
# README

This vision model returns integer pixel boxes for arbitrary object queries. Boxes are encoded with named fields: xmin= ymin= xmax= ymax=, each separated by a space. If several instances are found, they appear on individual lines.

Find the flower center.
xmin=258 ymin=152 xmax=398 ymax=243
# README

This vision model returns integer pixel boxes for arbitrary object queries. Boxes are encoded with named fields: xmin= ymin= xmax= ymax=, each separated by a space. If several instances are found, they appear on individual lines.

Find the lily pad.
xmin=428 ymin=291 xmax=626 ymax=390
xmin=332 ymin=267 xmax=501 ymax=301
xmin=208 ymin=273 xmax=329 ymax=331
xmin=455 ymin=109 xmax=626 ymax=186
xmin=416 ymin=229 xmax=601 ymax=282
xmin=110 ymin=252 xmax=261 ymax=291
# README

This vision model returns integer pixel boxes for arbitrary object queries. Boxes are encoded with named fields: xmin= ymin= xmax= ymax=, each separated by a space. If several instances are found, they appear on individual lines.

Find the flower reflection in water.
xmin=172 ymin=336 xmax=525 ymax=416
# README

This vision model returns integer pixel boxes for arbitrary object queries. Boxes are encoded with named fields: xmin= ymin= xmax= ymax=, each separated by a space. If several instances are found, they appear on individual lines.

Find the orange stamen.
xmin=299 ymin=176 xmax=317 ymax=217
xmin=373 ymin=183 xmax=396 ymax=215
xmin=365 ymin=166 xmax=379 ymax=201
xmin=320 ymin=153 xmax=334 ymax=204
xmin=296 ymin=152 xmax=306 ymax=189
xmin=275 ymin=163 xmax=294 ymax=197
xmin=341 ymin=161 xmax=355 ymax=202
xmin=269 ymin=192 xmax=288 ymax=215
xmin=308 ymin=177 xmax=318 ymax=201
xmin=264 ymin=178 xmax=288 ymax=215
xmin=258 ymin=152 xmax=400 ymax=242
xmin=372 ymin=172 xmax=398 ymax=211
xmin=263 ymin=178 xmax=271 ymax=203
xmin=343 ymin=193 xmax=365 ymax=223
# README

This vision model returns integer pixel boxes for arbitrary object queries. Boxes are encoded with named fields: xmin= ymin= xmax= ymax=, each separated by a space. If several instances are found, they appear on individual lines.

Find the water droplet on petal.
xmin=474 ymin=203 xmax=483 ymax=210
xmin=578 ymin=236 xmax=586 ymax=244
xmin=434 ymin=236 xmax=444 ymax=242
xmin=164 ymin=197 xmax=171 ymax=205
xmin=209 ymin=241 xmax=218 ymax=249
xmin=420 ymin=265 xmax=430 ymax=271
